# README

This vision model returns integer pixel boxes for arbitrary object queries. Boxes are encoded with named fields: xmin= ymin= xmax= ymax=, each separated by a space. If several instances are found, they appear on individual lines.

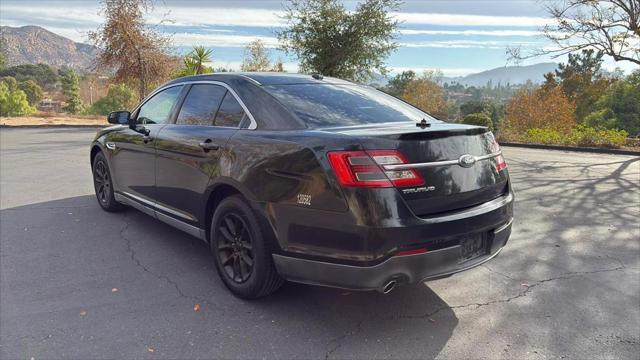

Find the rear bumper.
xmin=273 ymin=217 xmax=512 ymax=291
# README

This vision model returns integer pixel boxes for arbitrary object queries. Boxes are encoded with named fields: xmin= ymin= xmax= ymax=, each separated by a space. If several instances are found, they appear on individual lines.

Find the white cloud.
xmin=399 ymin=29 xmax=545 ymax=37
xmin=399 ymin=40 xmax=542 ymax=49
xmin=172 ymin=33 xmax=279 ymax=48
xmin=1 ymin=3 xmax=552 ymax=29
xmin=0 ymin=5 xmax=103 ymax=25
xmin=150 ymin=6 xmax=286 ymax=28
xmin=393 ymin=12 xmax=552 ymax=27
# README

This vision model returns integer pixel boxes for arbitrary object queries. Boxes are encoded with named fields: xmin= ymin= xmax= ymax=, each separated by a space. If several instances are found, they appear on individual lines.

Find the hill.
xmin=0 ymin=25 xmax=98 ymax=71
xmin=442 ymin=63 xmax=559 ymax=87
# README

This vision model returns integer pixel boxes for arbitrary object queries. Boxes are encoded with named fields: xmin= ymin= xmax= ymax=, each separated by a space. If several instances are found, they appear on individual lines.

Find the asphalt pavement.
xmin=1 ymin=127 xmax=639 ymax=359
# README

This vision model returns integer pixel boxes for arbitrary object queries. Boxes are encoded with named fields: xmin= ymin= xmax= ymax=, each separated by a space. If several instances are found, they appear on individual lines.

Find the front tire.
xmin=210 ymin=195 xmax=283 ymax=299
xmin=92 ymin=152 xmax=124 ymax=212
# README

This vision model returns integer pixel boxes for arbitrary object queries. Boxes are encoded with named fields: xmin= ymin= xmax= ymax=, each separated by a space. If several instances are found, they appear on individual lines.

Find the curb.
xmin=0 ymin=124 xmax=106 ymax=129
xmin=500 ymin=142 xmax=640 ymax=156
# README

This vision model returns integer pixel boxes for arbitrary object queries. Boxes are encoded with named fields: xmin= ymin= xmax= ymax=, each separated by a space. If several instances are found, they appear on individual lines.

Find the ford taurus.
xmin=90 ymin=73 xmax=514 ymax=299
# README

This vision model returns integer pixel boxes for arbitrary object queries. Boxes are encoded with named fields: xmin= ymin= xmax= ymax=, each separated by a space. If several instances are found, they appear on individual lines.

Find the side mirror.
xmin=107 ymin=111 xmax=131 ymax=125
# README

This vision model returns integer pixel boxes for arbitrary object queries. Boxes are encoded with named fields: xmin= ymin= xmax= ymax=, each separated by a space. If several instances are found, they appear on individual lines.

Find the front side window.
xmin=215 ymin=92 xmax=246 ymax=127
xmin=265 ymin=84 xmax=439 ymax=128
xmin=176 ymin=84 xmax=227 ymax=126
xmin=136 ymin=85 xmax=183 ymax=125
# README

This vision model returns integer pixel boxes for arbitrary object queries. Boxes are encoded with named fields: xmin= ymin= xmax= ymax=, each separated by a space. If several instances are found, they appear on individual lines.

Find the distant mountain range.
xmin=0 ymin=25 xmax=98 ymax=70
xmin=1 ymin=25 xmax=559 ymax=86
xmin=441 ymin=63 xmax=559 ymax=87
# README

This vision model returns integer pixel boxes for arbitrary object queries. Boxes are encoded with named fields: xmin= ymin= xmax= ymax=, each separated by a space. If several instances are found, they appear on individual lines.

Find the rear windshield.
xmin=264 ymin=84 xmax=438 ymax=128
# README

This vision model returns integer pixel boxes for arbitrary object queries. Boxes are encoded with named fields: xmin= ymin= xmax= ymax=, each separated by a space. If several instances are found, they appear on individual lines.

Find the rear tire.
xmin=210 ymin=195 xmax=283 ymax=299
xmin=92 ymin=152 xmax=124 ymax=212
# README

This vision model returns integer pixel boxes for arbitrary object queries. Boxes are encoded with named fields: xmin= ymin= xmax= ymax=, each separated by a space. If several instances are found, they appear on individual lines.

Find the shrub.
xmin=525 ymin=128 xmax=564 ymax=144
xmin=0 ymin=82 xmax=37 ymax=116
xmin=504 ymin=86 xmax=576 ymax=140
xmin=85 ymin=83 xmax=137 ymax=115
xmin=462 ymin=112 xmax=493 ymax=130
xmin=0 ymin=76 xmax=18 ymax=91
xmin=524 ymin=125 xmax=628 ymax=148
xmin=568 ymin=125 xmax=628 ymax=148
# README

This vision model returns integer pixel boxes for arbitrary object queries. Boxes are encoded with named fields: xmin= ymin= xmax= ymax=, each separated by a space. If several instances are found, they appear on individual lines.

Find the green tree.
xmin=460 ymin=100 xmax=490 ymax=117
xmin=384 ymin=70 xmax=416 ymax=97
xmin=0 ymin=82 xmax=36 ymax=116
xmin=585 ymin=70 xmax=640 ymax=136
xmin=18 ymin=80 xmax=43 ymax=106
xmin=0 ymin=76 xmax=18 ymax=91
xmin=0 ymin=64 xmax=58 ymax=89
xmin=550 ymin=49 xmax=611 ymax=121
xmin=277 ymin=0 xmax=401 ymax=81
xmin=462 ymin=112 xmax=493 ymax=130
xmin=176 ymin=46 xmax=214 ymax=77
xmin=85 ymin=83 xmax=137 ymax=115
xmin=60 ymin=68 xmax=83 ymax=114
xmin=460 ymin=100 xmax=503 ymax=130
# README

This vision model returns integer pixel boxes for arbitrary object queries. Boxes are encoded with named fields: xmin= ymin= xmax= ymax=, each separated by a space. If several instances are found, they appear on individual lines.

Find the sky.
xmin=1 ymin=0 xmax=637 ymax=76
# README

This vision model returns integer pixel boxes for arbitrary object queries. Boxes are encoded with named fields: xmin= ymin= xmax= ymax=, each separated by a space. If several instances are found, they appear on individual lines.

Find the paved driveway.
xmin=1 ymin=127 xmax=639 ymax=359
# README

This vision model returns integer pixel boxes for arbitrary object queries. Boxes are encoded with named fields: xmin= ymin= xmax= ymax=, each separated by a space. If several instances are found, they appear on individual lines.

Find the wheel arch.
xmin=203 ymin=179 xmax=253 ymax=243
xmin=90 ymin=144 xmax=103 ymax=167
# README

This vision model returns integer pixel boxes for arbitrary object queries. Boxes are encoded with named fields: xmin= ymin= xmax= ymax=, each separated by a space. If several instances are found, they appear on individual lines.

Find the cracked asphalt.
xmin=1 ymin=127 xmax=639 ymax=359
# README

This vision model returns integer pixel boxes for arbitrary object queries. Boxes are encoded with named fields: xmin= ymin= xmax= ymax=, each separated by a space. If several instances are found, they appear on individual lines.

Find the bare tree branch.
xmin=508 ymin=0 xmax=639 ymax=66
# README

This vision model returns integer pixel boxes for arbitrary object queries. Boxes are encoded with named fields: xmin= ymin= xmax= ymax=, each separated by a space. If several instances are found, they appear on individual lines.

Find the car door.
xmin=110 ymin=85 xmax=185 ymax=204
xmin=154 ymin=83 xmax=249 ymax=228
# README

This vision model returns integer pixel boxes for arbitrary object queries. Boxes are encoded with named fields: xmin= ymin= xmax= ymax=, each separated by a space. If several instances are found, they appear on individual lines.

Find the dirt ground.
xmin=0 ymin=114 xmax=107 ymax=126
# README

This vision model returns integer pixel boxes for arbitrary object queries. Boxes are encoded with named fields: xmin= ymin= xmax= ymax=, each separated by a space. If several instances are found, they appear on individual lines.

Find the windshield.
xmin=264 ymin=84 xmax=439 ymax=128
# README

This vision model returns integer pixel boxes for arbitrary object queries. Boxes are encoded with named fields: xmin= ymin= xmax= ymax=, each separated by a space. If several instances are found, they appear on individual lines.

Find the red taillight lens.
xmin=496 ymin=154 xmax=507 ymax=171
xmin=490 ymin=140 xmax=507 ymax=171
xmin=327 ymin=150 xmax=424 ymax=188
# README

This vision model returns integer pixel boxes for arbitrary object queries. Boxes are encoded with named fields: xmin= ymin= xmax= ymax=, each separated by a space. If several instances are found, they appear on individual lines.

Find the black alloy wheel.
xmin=94 ymin=159 xmax=111 ymax=206
xmin=216 ymin=213 xmax=254 ymax=283
xmin=92 ymin=152 xmax=123 ymax=212
xmin=210 ymin=195 xmax=283 ymax=299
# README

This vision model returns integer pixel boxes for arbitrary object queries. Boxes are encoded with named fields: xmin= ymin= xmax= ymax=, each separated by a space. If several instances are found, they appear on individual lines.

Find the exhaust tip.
xmin=380 ymin=280 xmax=397 ymax=294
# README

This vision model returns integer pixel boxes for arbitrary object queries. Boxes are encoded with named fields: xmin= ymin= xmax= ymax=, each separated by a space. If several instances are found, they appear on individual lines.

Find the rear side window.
xmin=136 ymin=85 xmax=183 ymax=125
xmin=176 ymin=84 xmax=226 ymax=126
xmin=265 ymin=84 xmax=437 ymax=128
xmin=215 ymin=92 xmax=246 ymax=127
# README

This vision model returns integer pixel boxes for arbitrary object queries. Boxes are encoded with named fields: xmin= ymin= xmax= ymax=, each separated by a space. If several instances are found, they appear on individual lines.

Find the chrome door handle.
xmin=199 ymin=139 xmax=220 ymax=151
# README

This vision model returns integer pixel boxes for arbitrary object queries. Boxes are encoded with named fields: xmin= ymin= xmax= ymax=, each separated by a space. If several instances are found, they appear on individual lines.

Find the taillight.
xmin=490 ymin=140 xmax=507 ymax=171
xmin=327 ymin=150 xmax=424 ymax=188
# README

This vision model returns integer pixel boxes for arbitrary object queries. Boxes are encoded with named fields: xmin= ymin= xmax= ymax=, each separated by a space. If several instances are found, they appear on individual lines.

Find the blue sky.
xmin=1 ymin=0 xmax=637 ymax=76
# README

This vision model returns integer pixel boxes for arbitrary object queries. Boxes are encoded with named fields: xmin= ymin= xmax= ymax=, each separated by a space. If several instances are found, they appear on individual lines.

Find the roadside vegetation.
xmin=381 ymin=52 xmax=638 ymax=149
xmin=0 ymin=0 xmax=637 ymax=149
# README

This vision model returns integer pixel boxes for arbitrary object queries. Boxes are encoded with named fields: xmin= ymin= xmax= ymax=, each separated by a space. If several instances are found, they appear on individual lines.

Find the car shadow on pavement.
xmin=1 ymin=195 xmax=457 ymax=359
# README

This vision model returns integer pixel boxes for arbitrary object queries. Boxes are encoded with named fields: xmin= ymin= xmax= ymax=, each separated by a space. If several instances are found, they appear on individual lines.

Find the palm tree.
xmin=178 ymin=46 xmax=214 ymax=77
xmin=190 ymin=46 xmax=213 ymax=74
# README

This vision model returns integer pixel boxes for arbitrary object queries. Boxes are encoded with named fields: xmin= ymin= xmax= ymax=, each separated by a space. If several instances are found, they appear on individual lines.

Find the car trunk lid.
xmin=325 ymin=122 xmax=508 ymax=217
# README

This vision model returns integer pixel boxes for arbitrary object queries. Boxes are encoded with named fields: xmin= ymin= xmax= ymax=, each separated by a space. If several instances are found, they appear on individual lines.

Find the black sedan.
xmin=90 ymin=73 xmax=513 ymax=299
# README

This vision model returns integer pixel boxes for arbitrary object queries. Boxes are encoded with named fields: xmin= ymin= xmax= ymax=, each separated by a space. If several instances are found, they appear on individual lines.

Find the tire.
xmin=210 ymin=195 xmax=283 ymax=299
xmin=92 ymin=152 xmax=124 ymax=212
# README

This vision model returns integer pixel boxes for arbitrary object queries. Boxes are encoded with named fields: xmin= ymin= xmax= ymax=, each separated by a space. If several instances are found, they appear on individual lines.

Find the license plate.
xmin=459 ymin=235 xmax=486 ymax=263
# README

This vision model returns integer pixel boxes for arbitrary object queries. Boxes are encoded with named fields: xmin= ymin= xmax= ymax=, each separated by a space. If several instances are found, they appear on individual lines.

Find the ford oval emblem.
xmin=458 ymin=154 xmax=477 ymax=168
